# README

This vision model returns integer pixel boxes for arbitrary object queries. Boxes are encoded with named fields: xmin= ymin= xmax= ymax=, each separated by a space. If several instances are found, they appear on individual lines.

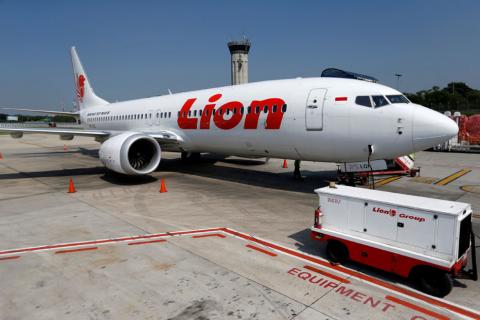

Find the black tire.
xmin=326 ymin=241 xmax=349 ymax=264
xmin=414 ymin=268 xmax=453 ymax=297
xmin=181 ymin=152 xmax=201 ymax=162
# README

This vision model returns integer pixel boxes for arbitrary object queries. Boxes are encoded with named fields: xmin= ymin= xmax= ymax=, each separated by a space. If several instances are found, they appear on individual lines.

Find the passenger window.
xmin=273 ymin=105 xmax=277 ymax=113
xmin=282 ymin=104 xmax=287 ymax=112
xmin=355 ymin=96 xmax=372 ymax=108
xmin=247 ymin=107 xmax=251 ymax=114
xmin=256 ymin=106 xmax=260 ymax=113
xmin=199 ymin=110 xmax=202 ymax=116
xmin=169 ymin=112 xmax=171 ymax=118
xmin=264 ymin=106 xmax=268 ymax=113
xmin=372 ymin=95 xmax=390 ymax=108
xmin=241 ymin=107 xmax=244 ymax=114
xmin=194 ymin=110 xmax=197 ymax=117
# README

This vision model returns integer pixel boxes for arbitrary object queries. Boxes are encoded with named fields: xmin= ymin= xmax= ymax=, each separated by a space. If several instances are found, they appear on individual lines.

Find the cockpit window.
xmin=372 ymin=95 xmax=389 ymax=108
xmin=355 ymin=96 xmax=372 ymax=108
xmin=386 ymin=95 xmax=410 ymax=104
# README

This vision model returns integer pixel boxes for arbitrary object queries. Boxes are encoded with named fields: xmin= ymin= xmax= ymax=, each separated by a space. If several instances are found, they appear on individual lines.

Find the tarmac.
xmin=0 ymin=134 xmax=479 ymax=320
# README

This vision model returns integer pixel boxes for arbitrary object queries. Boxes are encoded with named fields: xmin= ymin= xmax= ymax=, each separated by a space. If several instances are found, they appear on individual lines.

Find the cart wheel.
xmin=360 ymin=176 xmax=368 ymax=185
xmin=415 ymin=267 xmax=452 ymax=297
xmin=326 ymin=240 xmax=349 ymax=264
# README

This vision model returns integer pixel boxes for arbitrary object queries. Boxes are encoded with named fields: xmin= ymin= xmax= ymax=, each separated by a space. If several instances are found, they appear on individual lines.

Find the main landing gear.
xmin=181 ymin=151 xmax=201 ymax=162
xmin=293 ymin=160 xmax=303 ymax=180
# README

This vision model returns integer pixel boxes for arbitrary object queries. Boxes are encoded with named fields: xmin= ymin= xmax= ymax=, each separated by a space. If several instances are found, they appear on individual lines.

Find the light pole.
xmin=395 ymin=74 xmax=402 ymax=90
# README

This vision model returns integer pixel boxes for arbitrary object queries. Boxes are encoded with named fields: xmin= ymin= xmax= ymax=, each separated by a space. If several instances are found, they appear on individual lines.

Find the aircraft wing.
xmin=1 ymin=108 xmax=79 ymax=117
xmin=0 ymin=127 xmax=109 ymax=138
xmin=0 ymin=127 xmax=183 ymax=143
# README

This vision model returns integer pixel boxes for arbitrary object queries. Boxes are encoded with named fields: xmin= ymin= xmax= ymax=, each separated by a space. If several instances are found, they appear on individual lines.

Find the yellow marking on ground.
xmin=375 ymin=176 xmax=402 ymax=187
xmin=434 ymin=169 xmax=472 ymax=186
xmin=410 ymin=176 xmax=438 ymax=184
xmin=460 ymin=185 xmax=480 ymax=194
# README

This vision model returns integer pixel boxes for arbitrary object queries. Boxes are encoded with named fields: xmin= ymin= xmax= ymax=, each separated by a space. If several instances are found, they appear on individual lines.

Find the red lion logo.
xmin=76 ymin=74 xmax=85 ymax=102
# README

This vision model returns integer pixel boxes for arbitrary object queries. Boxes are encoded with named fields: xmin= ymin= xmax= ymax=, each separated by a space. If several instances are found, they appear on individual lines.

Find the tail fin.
xmin=70 ymin=47 xmax=108 ymax=109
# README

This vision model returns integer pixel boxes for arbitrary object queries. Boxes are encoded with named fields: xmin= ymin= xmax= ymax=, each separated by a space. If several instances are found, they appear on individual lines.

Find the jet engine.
xmin=99 ymin=132 xmax=161 ymax=175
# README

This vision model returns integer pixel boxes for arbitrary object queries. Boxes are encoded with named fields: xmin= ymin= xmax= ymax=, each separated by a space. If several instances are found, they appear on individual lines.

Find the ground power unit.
xmin=311 ymin=184 xmax=477 ymax=297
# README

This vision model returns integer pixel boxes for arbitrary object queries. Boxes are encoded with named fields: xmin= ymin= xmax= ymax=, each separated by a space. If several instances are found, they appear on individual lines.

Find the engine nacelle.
xmin=99 ymin=132 xmax=161 ymax=175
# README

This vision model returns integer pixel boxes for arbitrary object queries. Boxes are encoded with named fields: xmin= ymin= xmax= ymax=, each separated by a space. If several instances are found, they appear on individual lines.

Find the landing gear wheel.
xmin=415 ymin=268 xmax=452 ymax=297
xmin=326 ymin=240 xmax=349 ymax=264
xmin=181 ymin=152 xmax=201 ymax=162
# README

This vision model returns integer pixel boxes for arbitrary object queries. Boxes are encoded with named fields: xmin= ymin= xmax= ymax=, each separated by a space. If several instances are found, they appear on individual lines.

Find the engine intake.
xmin=99 ymin=132 xmax=161 ymax=175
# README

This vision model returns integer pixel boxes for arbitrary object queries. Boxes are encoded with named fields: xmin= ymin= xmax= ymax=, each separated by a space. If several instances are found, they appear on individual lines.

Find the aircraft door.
xmin=306 ymin=88 xmax=327 ymax=130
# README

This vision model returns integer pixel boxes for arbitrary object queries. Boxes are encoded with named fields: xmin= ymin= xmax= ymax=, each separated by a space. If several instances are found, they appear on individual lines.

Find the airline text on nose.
xmin=177 ymin=94 xmax=286 ymax=130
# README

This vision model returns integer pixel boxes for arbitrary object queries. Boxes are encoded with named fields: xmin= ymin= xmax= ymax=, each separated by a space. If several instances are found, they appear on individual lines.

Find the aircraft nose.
xmin=413 ymin=105 xmax=459 ymax=151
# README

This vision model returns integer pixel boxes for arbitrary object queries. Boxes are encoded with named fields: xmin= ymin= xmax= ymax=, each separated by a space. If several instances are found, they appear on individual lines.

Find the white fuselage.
xmin=80 ymin=77 xmax=457 ymax=163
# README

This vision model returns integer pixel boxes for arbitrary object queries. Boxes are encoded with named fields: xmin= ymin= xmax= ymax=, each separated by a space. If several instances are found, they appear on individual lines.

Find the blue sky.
xmin=1 ymin=1 xmax=479 ymax=111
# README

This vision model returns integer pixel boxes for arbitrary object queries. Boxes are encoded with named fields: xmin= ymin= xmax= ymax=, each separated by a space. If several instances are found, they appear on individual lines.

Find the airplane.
xmin=0 ymin=47 xmax=458 ymax=177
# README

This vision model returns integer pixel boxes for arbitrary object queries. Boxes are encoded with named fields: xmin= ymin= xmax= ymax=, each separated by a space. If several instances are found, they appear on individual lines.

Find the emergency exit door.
xmin=306 ymin=88 xmax=327 ymax=130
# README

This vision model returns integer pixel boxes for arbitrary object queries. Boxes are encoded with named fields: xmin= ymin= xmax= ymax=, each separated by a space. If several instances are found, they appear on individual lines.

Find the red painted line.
xmin=335 ymin=97 xmax=348 ymax=101
xmin=222 ymin=228 xmax=480 ymax=320
xmin=386 ymin=295 xmax=449 ymax=320
xmin=127 ymin=239 xmax=166 ymax=246
xmin=192 ymin=233 xmax=226 ymax=239
xmin=55 ymin=246 xmax=98 ymax=254
xmin=304 ymin=265 xmax=350 ymax=284
xmin=246 ymin=244 xmax=277 ymax=257
xmin=0 ymin=227 xmax=224 ymax=256
xmin=0 ymin=255 xmax=20 ymax=261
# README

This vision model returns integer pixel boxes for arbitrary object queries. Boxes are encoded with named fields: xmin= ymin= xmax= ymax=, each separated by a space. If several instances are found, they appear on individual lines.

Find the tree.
xmin=405 ymin=82 xmax=480 ymax=114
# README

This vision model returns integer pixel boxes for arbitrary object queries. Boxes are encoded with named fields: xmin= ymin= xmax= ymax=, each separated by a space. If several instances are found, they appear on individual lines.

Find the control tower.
xmin=227 ymin=37 xmax=251 ymax=85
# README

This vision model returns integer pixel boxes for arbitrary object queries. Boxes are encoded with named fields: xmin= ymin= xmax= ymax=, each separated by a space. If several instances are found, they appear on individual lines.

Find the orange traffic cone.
xmin=282 ymin=159 xmax=288 ymax=168
xmin=159 ymin=178 xmax=168 ymax=193
xmin=68 ymin=178 xmax=76 ymax=193
xmin=63 ymin=144 xmax=68 ymax=151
